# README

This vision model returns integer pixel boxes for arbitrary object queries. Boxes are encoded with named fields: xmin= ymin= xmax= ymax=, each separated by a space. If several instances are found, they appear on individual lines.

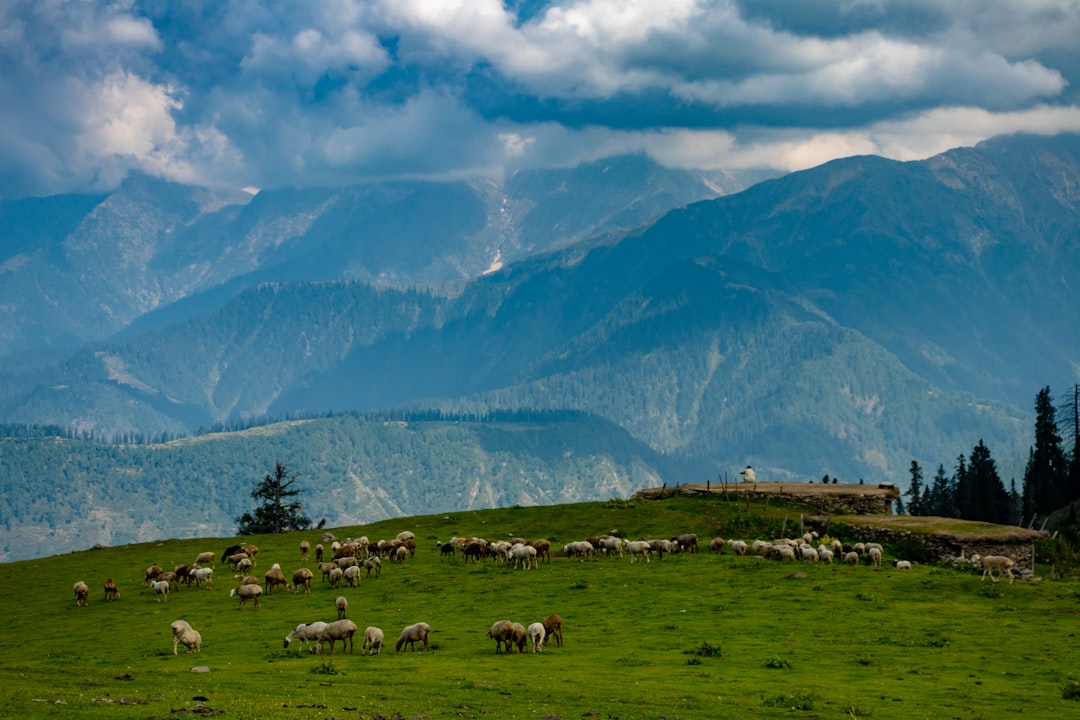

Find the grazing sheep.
xmin=229 ymin=583 xmax=263 ymax=609
xmin=143 ymin=565 xmax=164 ymax=587
xmin=801 ymin=546 xmax=819 ymax=563
xmin=73 ymin=580 xmax=90 ymax=607
xmin=103 ymin=578 xmax=120 ymax=602
xmin=328 ymin=567 xmax=345 ymax=588
xmin=157 ymin=571 xmax=180 ymax=591
xmin=362 ymin=556 xmax=382 ymax=578
xmin=190 ymin=567 xmax=214 ymax=589
xmin=563 ymin=540 xmax=594 ymax=560
xmin=818 ymin=549 xmax=834 ymax=564
xmin=171 ymin=620 xmax=201 ymax=654
xmin=318 ymin=561 xmax=336 ymax=583
xmin=315 ymin=543 xmax=324 ymax=562
xmin=867 ymin=547 xmax=883 ymax=567
xmin=488 ymin=620 xmax=517 ymax=654
xmin=509 ymin=622 xmax=527 ymax=653
xmin=363 ymin=626 xmax=385 ymax=656
xmin=152 ymin=579 xmax=171 ymax=603
xmin=972 ymin=554 xmax=1015 ymax=584
xmin=529 ymin=539 xmax=552 ymax=563
xmin=674 ymin=533 xmax=699 ymax=553
xmin=776 ymin=545 xmax=797 ymax=562
xmin=893 ymin=560 xmax=912 ymax=570
xmin=395 ymin=622 xmax=432 ymax=652
xmin=264 ymin=567 xmax=291 ymax=594
xmin=226 ymin=552 xmax=250 ymax=570
xmin=343 ymin=565 xmax=362 ymax=587
xmin=543 ymin=613 xmax=563 ymax=648
xmin=623 ymin=539 xmax=651 ymax=563
xmin=709 ymin=537 xmax=726 ymax=553
xmin=436 ymin=541 xmax=456 ymax=561
xmin=194 ymin=551 xmax=215 ymax=567
xmin=335 ymin=555 xmax=358 ymax=569
xmin=843 ymin=551 xmax=860 ymax=565
xmin=284 ymin=621 xmax=329 ymax=653
xmin=528 ymin=622 xmax=546 ymax=653
xmin=728 ymin=540 xmax=749 ymax=556
xmin=509 ymin=543 xmax=539 ymax=570
xmin=317 ymin=619 xmax=358 ymax=655
xmin=300 ymin=540 xmax=311 ymax=561
xmin=597 ymin=536 xmax=623 ymax=558
xmin=334 ymin=595 xmax=348 ymax=619
xmin=292 ymin=568 xmax=314 ymax=594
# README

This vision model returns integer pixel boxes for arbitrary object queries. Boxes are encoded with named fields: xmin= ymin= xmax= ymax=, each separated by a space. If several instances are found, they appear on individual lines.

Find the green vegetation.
xmin=235 ymin=461 xmax=312 ymax=535
xmin=1 ymin=496 xmax=1077 ymax=719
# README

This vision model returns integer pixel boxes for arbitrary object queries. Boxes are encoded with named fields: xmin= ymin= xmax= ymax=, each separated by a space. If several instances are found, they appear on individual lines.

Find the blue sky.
xmin=2 ymin=0 xmax=1079 ymax=198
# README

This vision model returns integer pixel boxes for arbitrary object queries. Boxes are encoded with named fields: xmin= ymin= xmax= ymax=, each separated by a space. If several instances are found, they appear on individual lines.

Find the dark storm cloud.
xmin=1 ymin=0 xmax=1078 ymax=198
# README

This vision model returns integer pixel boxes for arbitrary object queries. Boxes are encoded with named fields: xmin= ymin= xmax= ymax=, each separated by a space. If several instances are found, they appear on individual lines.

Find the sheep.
xmin=235 ymin=575 xmax=260 ymax=586
xmin=363 ymin=626 xmax=385 ymax=656
xmin=317 ymin=619 xmax=358 ymax=655
xmin=318 ymin=561 xmax=337 ymax=583
xmin=191 ymin=567 xmax=214 ymax=589
xmin=292 ymin=568 xmax=314 ymax=594
xmin=563 ymin=540 xmax=594 ymax=560
xmin=709 ymin=537 xmax=726 ymax=553
xmin=395 ymin=622 xmax=432 ymax=652
xmin=596 ymin=536 xmax=623 ymax=558
xmin=529 ymin=539 xmax=551 ymax=563
xmin=143 ymin=565 xmax=164 ymax=586
xmin=334 ymin=595 xmax=348 ymax=620
xmin=800 ymin=546 xmax=819 ymax=563
xmin=73 ymin=580 xmax=89 ymax=607
xmin=649 ymin=538 xmax=676 ymax=559
xmin=867 ymin=547 xmax=883 ymax=567
xmin=893 ymin=560 xmax=912 ymax=570
xmin=315 ymin=543 xmax=324 ymax=562
xmin=818 ymin=548 xmax=834 ymax=564
xmin=234 ymin=557 xmax=253 ymax=575
xmin=776 ymin=545 xmax=797 ymax=562
xmin=728 ymin=540 xmax=749 ymax=556
xmin=152 ymin=579 xmax=171 ymax=603
xmin=335 ymin=555 xmax=358 ymax=570
xmin=299 ymin=540 xmax=311 ymax=561
xmin=328 ymin=567 xmax=345 ymax=588
xmin=623 ymin=539 xmax=651 ymax=563
xmin=488 ymin=620 xmax=517 ymax=654
xmin=194 ymin=551 xmax=215 ymax=568
xmin=264 ymin=567 xmax=290 ymax=594
xmin=543 ymin=613 xmax=563 ymax=648
xmin=103 ymin=578 xmax=120 ymax=602
xmin=843 ymin=551 xmax=860 ymax=565
xmin=229 ymin=583 xmax=262 ymax=609
xmin=284 ymin=621 xmax=329 ymax=653
xmin=674 ymin=533 xmax=699 ymax=553
xmin=343 ymin=565 xmax=362 ymax=587
xmin=363 ymin=556 xmax=382 ymax=578
xmin=396 ymin=530 xmax=416 ymax=543
xmin=509 ymin=543 xmax=538 ymax=570
xmin=241 ymin=544 xmax=260 ymax=564
xmin=156 ymin=571 xmax=180 ymax=591
xmin=226 ymin=552 xmax=250 ymax=570
xmin=528 ymin=622 xmax=546 ymax=653
xmin=436 ymin=540 xmax=457 ymax=561
xmin=972 ymin=554 xmax=1015 ymax=584
xmin=393 ymin=545 xmax=409 ymax=564
xmin=171 ymin=620 xmax=202 ymax=655
xmin=509 ymin=622 xmax=527 ymax=653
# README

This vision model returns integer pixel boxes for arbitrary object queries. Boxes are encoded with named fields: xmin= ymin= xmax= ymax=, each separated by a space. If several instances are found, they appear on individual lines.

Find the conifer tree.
xmin=236 ymin=461 xmax=312 ymax=535
xmin=952 ymin=453 xmax=971 ymax=519
xmin=906 ymin=460 xmax=924 ymax=516
xmin=1022 ymin=386 xmax=1068 ymax=518
xmin=1060 ymin=384 xmax=1080 ymax=505
xmin=926 ymin=463 xmax=954 ymax=517
xmin=965 ymin=440 xmax=1009 ymax=524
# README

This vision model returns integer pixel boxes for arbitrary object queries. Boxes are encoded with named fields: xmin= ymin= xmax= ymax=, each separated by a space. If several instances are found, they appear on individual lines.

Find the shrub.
xmin=1063 ymin=681 xmax=1080 ymax=701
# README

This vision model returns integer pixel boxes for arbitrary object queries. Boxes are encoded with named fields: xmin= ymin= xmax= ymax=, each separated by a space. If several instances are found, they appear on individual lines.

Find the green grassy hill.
xmin=3 ymin=496 xmax=1078 ymax=719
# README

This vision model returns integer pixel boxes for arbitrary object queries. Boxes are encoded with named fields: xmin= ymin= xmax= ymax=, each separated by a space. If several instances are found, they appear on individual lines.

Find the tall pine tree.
xmin=965 ymin=440 xmax=1010 ymax=524
xmin=235 ymin=461 xmax=312 ymax=535
xmin=953 ymin=454 xmax=972 ymax=520
xmin=1022 ymin=386 xmax=1068 ymax=519
xmin=926 ymin=463 xmax=955 ymax=517
xmin=1059 ymin=384 xmax=1080 ymax=505
xmin=906 ymin=460 xmax=924 ymax=516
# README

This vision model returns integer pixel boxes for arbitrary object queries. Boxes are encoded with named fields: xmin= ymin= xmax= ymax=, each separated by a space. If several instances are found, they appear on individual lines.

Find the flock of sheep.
xmin=70 ymin=525 xmax=1021 ymax=660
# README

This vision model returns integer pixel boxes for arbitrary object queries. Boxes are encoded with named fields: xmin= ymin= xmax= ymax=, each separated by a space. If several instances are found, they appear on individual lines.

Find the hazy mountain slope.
xmin=0 ymin=156 xmax=746 ymax=355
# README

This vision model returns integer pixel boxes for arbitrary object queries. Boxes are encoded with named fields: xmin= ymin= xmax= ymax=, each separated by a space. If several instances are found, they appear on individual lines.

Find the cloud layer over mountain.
xmin=3 ymin=0 xmax=1079 ymax=198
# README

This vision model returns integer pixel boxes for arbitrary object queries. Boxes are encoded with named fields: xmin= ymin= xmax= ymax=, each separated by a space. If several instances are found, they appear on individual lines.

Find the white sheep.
xmin=509 ymin=543 xmax=538 ymax=570
xmin=563 ymin=540 xmax=594 ymax=560
xmin=623 ymin=540 xmax=651 ymax=563
xmin=728 ymin=540 xmax=749 ymax=556
xmin=362 ymin=626 xmax=384 ymax=656
xmin=334 ymin=595 xmax=348 ymax=619
xmin=527 ymin=622 xmax=546 ymax=653
xmin=284 ymin=621 xmax=329 ymax=653
xmin=190 ymin=567 xmax=214 ymax=589
xmin=229 ymin=583 xmax=263 ymax=608
xmin=73 ymin=580 xmax=89 ymax=607
xmin=893 ymin=560 xmax=912 ymax=570
xmin=395 ymin=622 xmax=432 ymax=652
xmin=152 ymin=579 xmax=171 ymax=603
xmin=972 ymin=554 xmax=1015 ymax=584
xmin=363 ymin=556 xmax=382 ymax=578
xmin=171 ymin=620 xmax=202 ymax=654
xmin=867 ymin=547 xmax=882 ymax=567
xmin=800 ymin=546 xmax=819 ymax=563
xmin=317 ymin=619 xmax=358 ymax=655
xmin=194 ymin=551 xmax=215 ymax=567
xmin=843 ymin=551 xmax=860 ymax=565
xmin=818 ymin=548 xmax=834 ymax=564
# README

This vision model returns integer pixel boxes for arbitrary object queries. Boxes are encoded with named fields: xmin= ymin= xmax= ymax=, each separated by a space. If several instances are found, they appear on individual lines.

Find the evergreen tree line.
xmin=903 ymin=386 xmax=1080 ymax=527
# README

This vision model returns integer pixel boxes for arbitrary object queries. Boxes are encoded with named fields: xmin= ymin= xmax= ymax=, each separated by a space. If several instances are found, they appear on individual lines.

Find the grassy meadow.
xmin=2 ymin=495 xmax=1078 ymax=720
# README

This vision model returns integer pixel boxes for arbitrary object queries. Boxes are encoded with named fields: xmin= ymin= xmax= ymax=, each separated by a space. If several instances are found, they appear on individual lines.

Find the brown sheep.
xmin=73 ymin=580 xmax=90 ymax=607
xmin=395 ymin=622 xmax=432 ymax=652
xmin=292 ymin=568 xmax=313 ymax=594
xmin=265 ymin=567 xmax=290 ymax=594
xmin=142 ymin=565 xmax=163 ymax=587
xmin=300 ymin=540 xmax=311 ymax=561
xmin=543 ymin=613 xmax=563 ymax=648
xmin=103 ymin=578 xmax=120 ymax=602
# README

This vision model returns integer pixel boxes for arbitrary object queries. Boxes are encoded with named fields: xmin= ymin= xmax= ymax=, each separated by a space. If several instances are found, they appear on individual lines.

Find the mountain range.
xmin=1 ymin=132 xmax=1078 ymax=559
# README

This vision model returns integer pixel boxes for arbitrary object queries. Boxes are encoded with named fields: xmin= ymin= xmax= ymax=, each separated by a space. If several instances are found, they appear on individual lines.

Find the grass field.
xmin=2 ymin=496 xmax=1078 ymax=719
